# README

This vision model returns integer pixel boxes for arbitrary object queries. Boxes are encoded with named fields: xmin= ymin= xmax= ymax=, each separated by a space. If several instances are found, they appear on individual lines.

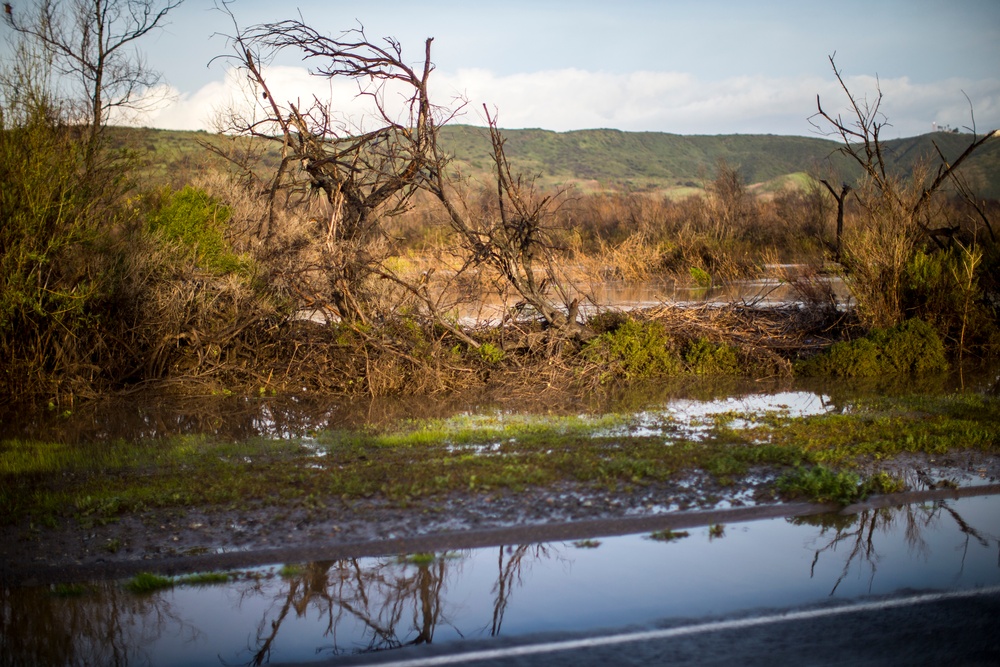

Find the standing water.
xmin=2 ymin=493 xmax=998 ymax=666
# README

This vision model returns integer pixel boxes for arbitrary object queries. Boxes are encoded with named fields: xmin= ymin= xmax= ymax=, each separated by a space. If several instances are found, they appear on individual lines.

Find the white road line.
xmin=368 ymin=585 xmax=1000 ymax=667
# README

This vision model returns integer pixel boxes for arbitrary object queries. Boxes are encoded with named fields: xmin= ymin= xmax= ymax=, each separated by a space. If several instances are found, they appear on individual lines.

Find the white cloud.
xmin=127 ymin=64 xmax=1000 ymax=139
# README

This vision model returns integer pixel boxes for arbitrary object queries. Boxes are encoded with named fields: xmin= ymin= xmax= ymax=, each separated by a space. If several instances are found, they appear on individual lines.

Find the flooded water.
xmin=446 ymin=271 xmax=852 ymax=326
xmin=3 ymin=362 xmax=996 ymax=446
xmin=3 ymin=493 xmax=998 ymax=666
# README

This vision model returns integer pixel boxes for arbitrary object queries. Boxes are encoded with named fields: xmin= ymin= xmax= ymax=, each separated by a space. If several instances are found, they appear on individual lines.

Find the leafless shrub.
xmin=811 ymin=54 xmax=997 ymax=330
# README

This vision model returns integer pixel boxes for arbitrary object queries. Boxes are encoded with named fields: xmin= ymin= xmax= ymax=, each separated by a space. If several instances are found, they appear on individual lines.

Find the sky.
xmin=8 ymin=0 xmax=1000 ymax=137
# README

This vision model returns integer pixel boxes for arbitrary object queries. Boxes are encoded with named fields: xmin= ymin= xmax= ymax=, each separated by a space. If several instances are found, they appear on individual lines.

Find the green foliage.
xmin=689 ymin=266 xmax=712 ymax=289
xmin=0 ymin=98 xmax=142 ymax=396
xmin=278 ymin=564 xmax=305 ymax=578
xmin=777 ymin=466 xmax=865 ymax=504
xmin=777 ymin=465 xmax=906 ymax=505
xmin=401 ymin=553 xmax=436 ymax=566
xmin=865 ymin=471 xmax=907 ymax=496
xmin=902 ymin=245 xmax=997 ymax=353
xmin=125 ymin=572 xmax=174 ymax=594
xmin=797 ymin=319 xmax=948 ymax=378
xmin=684 ymin=338 xmax=740 ymax=375
xmin=477 ymin=342 xmax=505 ymax=364
xmin=648 ymin=529 xmax=690 ymax=542
xmin=583 ymin=318 xmax=681 ymax=381
xmin=50 ymin=583 xmax=93 ymax=597
xmin=147 ymin=186 xmax=244 ymax=274
xmin=178 ymin=572 xmax=230 ymax=586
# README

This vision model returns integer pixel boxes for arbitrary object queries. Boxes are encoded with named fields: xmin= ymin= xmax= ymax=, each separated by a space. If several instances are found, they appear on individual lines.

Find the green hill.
xmin=437 ymin=125 xmax=849 ymax=192
xmin=123 ymin=125 xmax=1000 ymax=198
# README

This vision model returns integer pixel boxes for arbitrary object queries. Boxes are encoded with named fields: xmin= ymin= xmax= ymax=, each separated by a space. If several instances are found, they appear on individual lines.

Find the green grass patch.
xmin=777 ymin=465 xmax=906 ymax=505
xmin=648 ymin=529 xmax=690 ymax=542
xmin=178 ymin=572 xmax=231 ymax=586
xmin=400 ymin=553 xmax=436 ymax=566
xmin=49 ymin=583 xmax=94 ymax=597
xmin=2 ymin=393 xmax=996 ymax=527
xmin=749 ymin=393 xmax=1000 ymax=465
xmin=126 ymin=572 xmax=175 ymax=594
xmin=583 ymin=319 xmax=682 ymax=382
xmin=573 ymin=539 xmax=602 ymax=548
xmin=123 ymin=570 xmax=232 ymax=594
xmin=278 ymin=564 xmax=305 ymax=579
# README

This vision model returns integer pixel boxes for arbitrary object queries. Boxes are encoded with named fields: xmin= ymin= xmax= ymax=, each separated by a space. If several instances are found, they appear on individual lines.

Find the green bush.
xmin=147 ymin=186 xmax=244 ymax=274
xmin=684 ymin=338 xmax=740 ymax=375
xmin=902 ymin=245 xmax=998 ymax=354
xmin=689 ymin=265 xmax=712 ymax=289
xmin=0 ymin=99 xmax=139 ymax=396
xmin=477 ymin=342 xmax=505 ymax=364
xmin=797 ymin=318 xmax=948 ymax=378
xmin=583 ymin=318 xmax=681 ymax=381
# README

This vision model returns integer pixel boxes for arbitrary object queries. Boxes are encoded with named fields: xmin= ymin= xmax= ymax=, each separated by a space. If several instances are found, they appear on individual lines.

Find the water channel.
xmin=2 ymin=492 xmax=998 ymax=666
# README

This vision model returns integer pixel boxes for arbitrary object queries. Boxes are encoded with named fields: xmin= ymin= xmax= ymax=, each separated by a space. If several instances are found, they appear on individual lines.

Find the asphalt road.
xmin=291 ymin=586 xmax=1000 ymax=667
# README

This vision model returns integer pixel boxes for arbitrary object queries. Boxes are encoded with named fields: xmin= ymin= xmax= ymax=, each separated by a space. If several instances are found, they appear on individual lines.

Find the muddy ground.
xmin=4 ymin=449 xmax=999 ymax=586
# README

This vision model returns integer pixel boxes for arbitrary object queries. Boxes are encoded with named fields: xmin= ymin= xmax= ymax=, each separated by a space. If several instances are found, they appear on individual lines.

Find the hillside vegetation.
xmin=129 ymin=125 xmax=1000 ymax=198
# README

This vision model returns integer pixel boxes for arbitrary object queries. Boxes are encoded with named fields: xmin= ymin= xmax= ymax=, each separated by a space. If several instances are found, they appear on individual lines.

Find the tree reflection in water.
xmin=489 ymin=544 xmax=554 ymax=637
xmin=5 ymin=497 xmax=998 ymax=666
xmin=792 ymin=499 xmax=1000 ymax=596
xmin=240 ymin=555 xmax=458 ymax=664
xmin=241 ymin=544 xmax=558 ymax=664
xmin=0 ymin=581 xmax=189 ymax=667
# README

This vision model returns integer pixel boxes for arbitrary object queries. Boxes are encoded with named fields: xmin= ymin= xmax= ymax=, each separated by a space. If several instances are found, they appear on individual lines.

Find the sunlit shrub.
xmin=684 ymin=338 xmax=740 ymax=375
xmin=902 ymin=244 xmax=997 ymax=355
xmin=146 ymin=186 xmax=246 ymax=275
xmin=477 ymin=342 xmax=505 ymax=364
xmin=583 ymin=318 xmax=681 ymax=381
xmin=796 ymin=318 xmax=947 ymax=377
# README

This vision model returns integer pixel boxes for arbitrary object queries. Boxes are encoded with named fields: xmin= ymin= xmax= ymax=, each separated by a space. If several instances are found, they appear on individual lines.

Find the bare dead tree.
xmin=425 ymin=108 xmax=586 ymax=341
xmin=809 ymin=54 xmax=998 ymax=328
xmin=215 ymin=9 xmax=585 ymax=345
xmin=810 ymin=54 xmax=997 ymax=244
xmin=818 ymin=179 xmax=851 ymax=261
xmin=213 ymin=11 xmax=448 ymax=323
xmin=3 ymin=0 xmax=184 ymax=158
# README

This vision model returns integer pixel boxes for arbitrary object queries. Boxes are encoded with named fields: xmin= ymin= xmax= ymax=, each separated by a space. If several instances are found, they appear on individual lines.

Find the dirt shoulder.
xmin=5 ymin=450 xmax=999 ymax=586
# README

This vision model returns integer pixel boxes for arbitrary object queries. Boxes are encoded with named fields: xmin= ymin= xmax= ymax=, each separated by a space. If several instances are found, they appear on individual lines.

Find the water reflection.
xmin=243 ymin=556 xmax=458 ymax=663
xmin=236 ymin=544 xmax=559 ymax=664
xmin=0 ymin=582 xmax=190 ymax=667
xmin=796 ymin=497 xmax=1000 ymax=595
xmin=2 ymin=494 xmax=998 ymax=666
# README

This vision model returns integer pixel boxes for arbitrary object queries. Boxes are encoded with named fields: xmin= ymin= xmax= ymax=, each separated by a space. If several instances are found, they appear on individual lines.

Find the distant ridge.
xmin=125 ymin=125 xmax=1000 ymax=198
xmin=437 ymin=125 xmax=1000 ymax=197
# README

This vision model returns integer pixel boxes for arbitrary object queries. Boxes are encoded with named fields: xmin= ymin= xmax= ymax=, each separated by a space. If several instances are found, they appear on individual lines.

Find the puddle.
xmin=600 ymin=390 xmax=835 ymax=441
xmin=3 ymin=362 xmax=997 ymax=446
xmin=4 ymin=494 xmax=998 ymax=666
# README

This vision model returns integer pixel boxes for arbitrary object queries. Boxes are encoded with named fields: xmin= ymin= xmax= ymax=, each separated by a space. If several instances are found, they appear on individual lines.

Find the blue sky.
xmin=12 ymin=0 xmax=1000 ymax=136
